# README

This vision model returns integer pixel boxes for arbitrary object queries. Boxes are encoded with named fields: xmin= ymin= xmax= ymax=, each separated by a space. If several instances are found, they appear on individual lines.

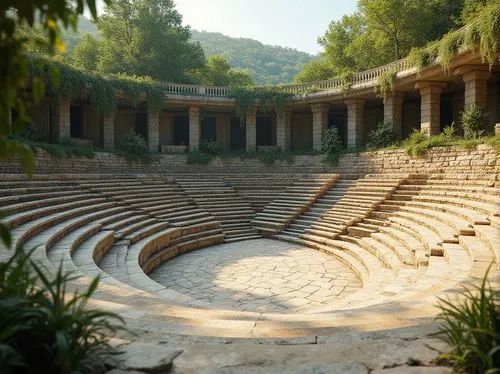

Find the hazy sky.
xmin=173 ymin=0 xmax=358 ymax=55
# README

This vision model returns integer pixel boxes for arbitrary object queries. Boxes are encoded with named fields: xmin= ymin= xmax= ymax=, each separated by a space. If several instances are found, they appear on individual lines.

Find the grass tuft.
xmin=435 ymin=265 xmax=499 ymax=374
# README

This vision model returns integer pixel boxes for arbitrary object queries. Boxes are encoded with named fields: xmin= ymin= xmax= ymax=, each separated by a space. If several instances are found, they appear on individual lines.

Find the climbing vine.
xmin=408 ymin=2 xmax=500 ymax=72
xmin=229 ymin=86 xmax=294 ymax=124
xmin=28 ymin=57 xmax=166 ymax=114
xmin=376 ymin=69 xmax=397 ymax=97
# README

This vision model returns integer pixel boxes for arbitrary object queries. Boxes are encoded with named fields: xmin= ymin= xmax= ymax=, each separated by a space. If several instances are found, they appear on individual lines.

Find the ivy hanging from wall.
xmin=27 ymin=56 xmax=166 ymax=114
xmin=229 ymin=86 xmax=294 ymax=125
xmin=407 ymin=1 xmax=500 ymax=72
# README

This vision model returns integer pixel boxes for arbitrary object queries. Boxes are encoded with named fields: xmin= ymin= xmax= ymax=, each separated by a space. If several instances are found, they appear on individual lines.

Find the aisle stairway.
xmin=252 ymin=174 xmax=339 ymax=235
xmin=224 ymin=174 xmax=299 ymax=211
xmin=175 ymin=175 xmax=260 ymax=242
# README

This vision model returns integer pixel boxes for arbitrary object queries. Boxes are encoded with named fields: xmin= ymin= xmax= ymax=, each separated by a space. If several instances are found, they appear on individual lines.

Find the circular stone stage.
xmin=149 ymin=239 xmax=362 ymax=313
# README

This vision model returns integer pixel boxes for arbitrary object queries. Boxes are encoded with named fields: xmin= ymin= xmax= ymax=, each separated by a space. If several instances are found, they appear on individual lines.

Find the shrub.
xmin=402 ymin=129 xmax=430 ymax=156
xmin=200 ymin=139 xmax=222 ymax=155
xmin=21 ymin=122 xmax=39 ymax=141
xmin=435 ymin=266 xmax=499 ymax=373
xmin=441 ymin=123 xmax=457 ymax=140
xmin=186 ymin=150 xmax=213 ymax=165
xmin=119 ymin=130 xmax=148 ymax=155
xmin=461 ymin=104 xmax=489 ymax=140
xmin=321 ymin=127 xmax=343 ymax=163
xmin=367 ymin=121 xmax=396 ymax=149
xmin=0 ymin=248 xmax=126 ymax=374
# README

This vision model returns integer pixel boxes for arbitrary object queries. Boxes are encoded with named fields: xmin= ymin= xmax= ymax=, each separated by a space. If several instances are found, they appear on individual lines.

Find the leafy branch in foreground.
xmin=0 ymin=248 xmax=127 ymax=374
xmin=435 ymin=265 xmax=499 ymax=374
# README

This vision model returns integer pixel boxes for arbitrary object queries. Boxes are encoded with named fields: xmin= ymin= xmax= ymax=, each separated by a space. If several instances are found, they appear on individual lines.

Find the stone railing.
xmin=163 ymin=83 xmax=231 ymax=97
xmin=162 ymin=25 xmax=471 ymax=99
xmin=163 ymin=57 xmax=415 ymax=98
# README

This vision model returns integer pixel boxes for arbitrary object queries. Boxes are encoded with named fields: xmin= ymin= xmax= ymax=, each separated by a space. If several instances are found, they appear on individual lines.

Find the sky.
xmin=172 ymin=0 xmax=358 ymax=55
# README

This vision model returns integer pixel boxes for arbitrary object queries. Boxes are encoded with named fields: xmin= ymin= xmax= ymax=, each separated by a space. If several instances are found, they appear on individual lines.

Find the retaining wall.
xmin=0 ymin=146 xmax=498 ymax=176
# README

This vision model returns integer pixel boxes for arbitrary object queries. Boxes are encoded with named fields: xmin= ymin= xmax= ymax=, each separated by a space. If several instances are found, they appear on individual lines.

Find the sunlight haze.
xmin=173 ymin=0 xmax=357 ymax=54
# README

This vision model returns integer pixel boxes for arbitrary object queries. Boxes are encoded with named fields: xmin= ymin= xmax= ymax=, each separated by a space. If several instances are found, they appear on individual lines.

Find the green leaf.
xmin=0 ymin=222 xmax=12 ymax=248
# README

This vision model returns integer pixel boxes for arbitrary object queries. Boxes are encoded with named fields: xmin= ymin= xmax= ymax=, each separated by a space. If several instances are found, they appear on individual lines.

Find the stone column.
xmin=55 ymin=98 xmax=71 ymax=142
xmin=148 ymin=111 xmax=160 ymax=153
xmin=276 ymin=110 xmax=292 ymax=151
xmin=311 ymin=103 xmax=329 ymax=151
xmin=188 ymin=106 xmax=200 ymax=151
xmin=383 ymin=93 xmax=404 ymax=140
xmin=345 ymin=99 xmax=365 ymax=148
xmin=245 ymin=106 xmax=257 ymax=152
xmin=416 ymin=82 xmax=445 ymax=136
xmin=103 ymin=113 xmax=115 ymax=150
xmin=456 ymin=66 xmax=492 ymax=109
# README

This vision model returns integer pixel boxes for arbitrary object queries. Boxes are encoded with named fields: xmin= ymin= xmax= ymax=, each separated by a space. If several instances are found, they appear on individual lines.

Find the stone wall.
xmin=0 ymin=146 xmax=498 ymax=176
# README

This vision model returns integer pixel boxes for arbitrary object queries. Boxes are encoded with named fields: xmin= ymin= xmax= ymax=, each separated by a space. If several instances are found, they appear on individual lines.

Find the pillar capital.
xmin=453 ymin=64 xmax=491 ymax=78
xmin=311 ymin=103 xmax=330 ymax=114
xmin=383 ymin=92 xmax=404 ymax=104
xmin=415 ymin=81 xmax=447 ymax=94
xmin=189 ymin=106 xmax=200 ymax=114
xmin=344 ymin=99 xmax=366 ymax=108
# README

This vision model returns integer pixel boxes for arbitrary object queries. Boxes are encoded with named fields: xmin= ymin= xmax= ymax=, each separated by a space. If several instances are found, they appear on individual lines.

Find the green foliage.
xmin=200 ymin=139 xmax=222 ymax=155
xmin=408 ymin=1 xmax=500 ymax=72
xmin=377 ymin=69 xmax=397 ymax=96
xmin=186 ymin=150 xmax=213 ymax=165
xmin=402 ymin=128 xmax=499 ymax=156
xmin=194 ymin=56 xmax=255 ymax=87
xmin=191 ymin=30 xmax=313 ymax=85
xmin=367 ymin=121 xmax=396 ymax=148
xmin=93 ymin=0 xmax=206 ymax=83
xmin=28 ymin=58 xmax=166 ymax=114
xmin=229 ymin=87 xmax=294 ymax=121
xmin=119 ymin=130 xmax=148 ymax=155
xmin=0 ymin=248 xmax=126 ymax=374
xmin=402 ymin=129 xmax=433 ymax=156
xmin=321 ymin=127 xmax=344 ymax=163
xmin=296 ymin=0 xmax=463 ymax=83
xmin=442 ymin=123 xmax=457 ymax=140
xmin=72 ymin=33 xmax=100 ymax=71
xmin=435 ymin=266 xmax=499 ymax=374
xmin=461 ymin=104 xmax=489 ymax=140
xmin=28 ymin=140 xmax=96 ymax=159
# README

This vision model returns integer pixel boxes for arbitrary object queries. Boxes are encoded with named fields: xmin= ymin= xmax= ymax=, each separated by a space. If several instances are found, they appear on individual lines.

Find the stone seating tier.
xmin=0 ymin=172 xmax=498 ymax=340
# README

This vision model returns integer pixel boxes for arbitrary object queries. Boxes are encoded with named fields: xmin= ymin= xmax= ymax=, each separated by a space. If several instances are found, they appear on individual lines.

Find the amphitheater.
xmin=1 ymin=48 xmax=499 ymax=373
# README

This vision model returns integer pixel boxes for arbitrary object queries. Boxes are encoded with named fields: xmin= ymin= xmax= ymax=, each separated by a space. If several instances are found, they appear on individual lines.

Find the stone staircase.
xmin=252 ymin=174 xmax=339 ymax=236
xmin=0 ymin=172 xmax=498 ymax=340
xmin=279 ymin=178 xmax=359 ymax=239
xmin=223 ymin=174 xmax=299 ymax=212
xmin=175 ymin=175 xmax=260 ymax=242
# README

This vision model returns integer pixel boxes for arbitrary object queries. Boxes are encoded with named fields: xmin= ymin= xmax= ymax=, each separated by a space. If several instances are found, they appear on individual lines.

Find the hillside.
xmin=191 ymin=30 xmax=314 ymax=85
xmin=62 ymin=18 xmax=314 ymax=85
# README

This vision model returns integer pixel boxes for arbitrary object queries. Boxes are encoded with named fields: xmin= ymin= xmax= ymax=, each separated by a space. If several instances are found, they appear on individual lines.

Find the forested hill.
xmin=191 ymin=30 xmax=314 ymax=85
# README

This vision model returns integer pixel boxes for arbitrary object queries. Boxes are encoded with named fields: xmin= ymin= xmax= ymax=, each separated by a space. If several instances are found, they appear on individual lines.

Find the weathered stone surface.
xmin=0 ymin=146 xmax=497 ymax=175
xmin=170 ymin=337 xmax=450 ymax=374
xmin=150 ymin=239 xmax=360 ymax=313
xmin=114 ymin=343 xmax=183 ymax=373
xmin=106 ymin=370 xmax=147 ymax=374
xmin=373 ymin=367 xmax=452 ymax=373
xmin=201 ymin=363 xmax=369 ymax=374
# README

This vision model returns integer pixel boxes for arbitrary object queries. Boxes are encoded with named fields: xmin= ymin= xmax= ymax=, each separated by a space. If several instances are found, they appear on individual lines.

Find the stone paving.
xmin=149 ymin=239 xmax=362 ymax=313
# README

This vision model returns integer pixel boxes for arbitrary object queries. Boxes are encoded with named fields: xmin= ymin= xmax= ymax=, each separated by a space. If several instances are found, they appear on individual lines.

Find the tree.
xmin=295 ymin=0 xmax=465 ymax=83
xmin=227 ymin=69 xmax=254 ymax=87
xmin=294 ymin=58 xmax=337 ymax=83
xmin=0 ymin=0 xmax=107 ymax=183
xmin=72 ymin=33 xmax=100 ymax=71
xmin=95 ymin=0 xmax=206 ymax=82
xmin=194 ymin=55 xmax=255 ymax=86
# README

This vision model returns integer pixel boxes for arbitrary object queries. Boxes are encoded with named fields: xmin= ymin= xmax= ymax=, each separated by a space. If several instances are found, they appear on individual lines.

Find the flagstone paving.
xmin=150 ymin=239 xmax=362 ymax=313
